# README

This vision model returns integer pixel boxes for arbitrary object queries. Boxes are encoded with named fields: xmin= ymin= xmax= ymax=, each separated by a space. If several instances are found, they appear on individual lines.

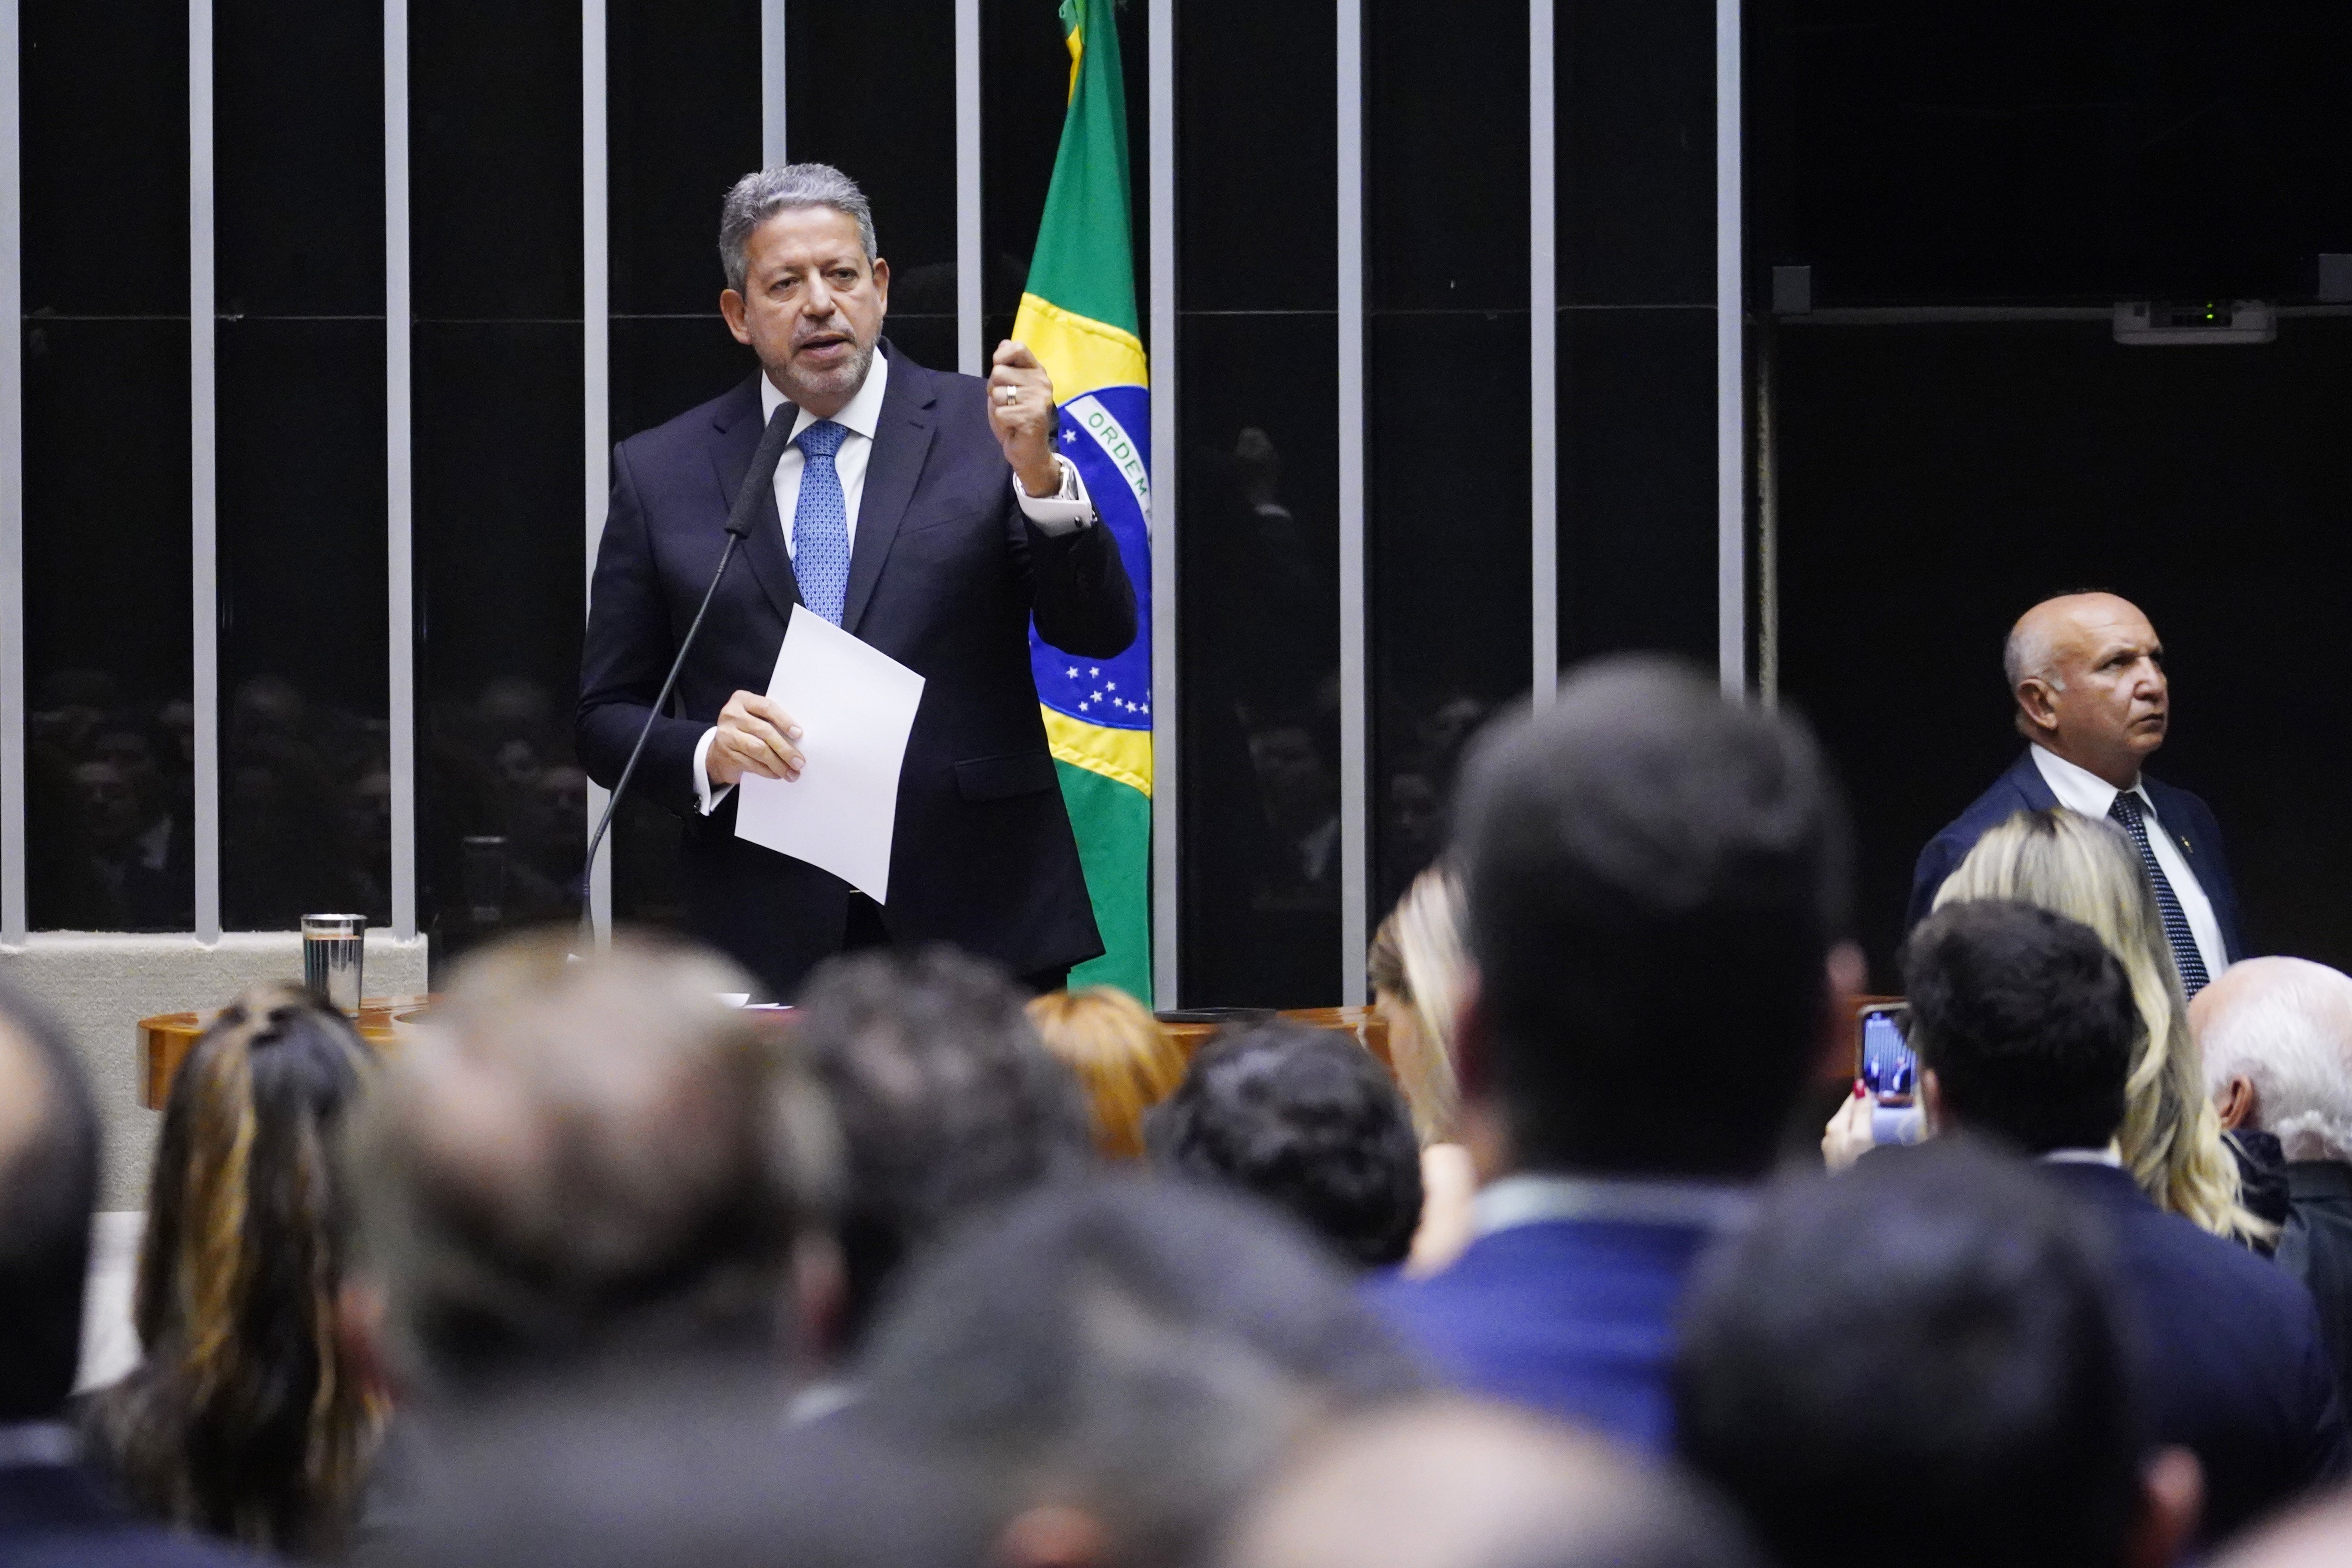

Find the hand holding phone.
xmin=1855 ymin=1004 xmax=1926 ymax=1150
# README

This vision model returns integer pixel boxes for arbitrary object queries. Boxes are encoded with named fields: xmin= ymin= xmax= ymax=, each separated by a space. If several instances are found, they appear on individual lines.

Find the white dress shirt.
xmin=2029 ymin=744 xmax=2228 ymax=980
xmin=2041 ymin=1145 xmax=2125 ymax=1167
xmin=761 ymin=345 xmax=893 ymax=561
xmin=691 ymin=354 xmax=1098 ymax=813
xmin=1471 ymin=1172 xmax=1755 ymax=1238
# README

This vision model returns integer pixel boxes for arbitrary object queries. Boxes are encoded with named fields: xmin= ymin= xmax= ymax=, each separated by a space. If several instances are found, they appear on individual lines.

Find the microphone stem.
xmin=578 ymin=528 xmax=747 ymax=948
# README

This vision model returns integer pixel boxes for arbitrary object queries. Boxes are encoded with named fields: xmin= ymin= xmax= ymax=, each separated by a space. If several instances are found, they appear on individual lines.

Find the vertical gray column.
xmin=191 ymin=0 xmax=220 ymax=941
xmin=955 ymin=0 xmax=981 ymax=376
xmin=761 ymin=0 xmax=786 ymax=167
xmin=1335 ymin=0 xmax=1367 ymax=1002
xmin=1147 ymin=0 xmax=1176 ymax=1004
xmin=1715 ymin=0 xmax=1745 ymax=694
xmin=583 ymin=0 xmax=612 ymax=942
xmin=1529 ymin=0 xmax=1556 ymax=707
xmin=385 ymin=0 xmax=417 ymax=941
xmin=1754 ymin=328 xmax=1778 ymax=708
xmin=0 ymin=0 xmax=22 ymax=944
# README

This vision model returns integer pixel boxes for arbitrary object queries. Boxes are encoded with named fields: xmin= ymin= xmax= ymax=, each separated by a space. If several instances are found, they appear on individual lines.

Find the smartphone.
xmin=1857 ymin=1004 xmax=1917 ymax=1106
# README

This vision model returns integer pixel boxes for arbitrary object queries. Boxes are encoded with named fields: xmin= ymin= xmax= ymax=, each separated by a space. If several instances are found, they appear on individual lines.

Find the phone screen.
xmin=1859 ymin=1007 xmax=1917 ymax=1107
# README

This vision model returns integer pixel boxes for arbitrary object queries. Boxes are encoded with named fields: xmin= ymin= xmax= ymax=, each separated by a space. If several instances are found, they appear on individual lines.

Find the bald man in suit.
xmin=1909 ymin=593 xmax=2245 ymax=992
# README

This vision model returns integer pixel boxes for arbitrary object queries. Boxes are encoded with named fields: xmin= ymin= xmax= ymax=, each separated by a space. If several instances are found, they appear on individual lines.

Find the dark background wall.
xmin=1174 ymin=0 xmax=1342 ymax=1005
xmin=1774 ymin=321 xmax=2352 ymax=985
xmin=19 ymin=0 xmax=192 ymax=931
xmin=1754 ymin=2 xmax=2352 ymax=985
xmin=24 ymin=0 xmax=2347 ymax=1005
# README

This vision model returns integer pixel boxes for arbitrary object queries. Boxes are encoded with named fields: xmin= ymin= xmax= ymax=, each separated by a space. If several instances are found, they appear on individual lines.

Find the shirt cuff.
xmin=1015 ymin=453 xmax=1095 ymax=536
xmin=691 ymin=726 xmax=734 ymax=815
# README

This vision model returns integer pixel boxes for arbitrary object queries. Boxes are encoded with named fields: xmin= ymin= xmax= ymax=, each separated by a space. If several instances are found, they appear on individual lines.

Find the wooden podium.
xmin=136 ymin=996 xmax=431 ymax=1110
xmin=136 ymin=999 xmax=1385 ymax=1111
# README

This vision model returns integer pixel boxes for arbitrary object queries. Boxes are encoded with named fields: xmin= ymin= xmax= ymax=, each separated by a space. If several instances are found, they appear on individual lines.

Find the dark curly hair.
xmin=1145 ymin=1023 xmax=1423 ymax=1268
xmin=794 ymin=946 xmax=1094 ymax=1348
xmin=1903 ymin=899 xmax=2141 ymax=1154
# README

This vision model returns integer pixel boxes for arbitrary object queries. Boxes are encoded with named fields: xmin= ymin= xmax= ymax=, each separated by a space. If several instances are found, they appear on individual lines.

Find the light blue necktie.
xmin=791 ymin=419 xmax=851 ymax=625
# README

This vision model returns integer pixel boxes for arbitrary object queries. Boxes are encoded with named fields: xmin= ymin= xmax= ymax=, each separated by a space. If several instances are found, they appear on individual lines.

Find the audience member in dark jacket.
xmin=1905 ymin=903 xmax=2350 ymax=1544
xmin=1678 ymin=1141 xmax=2200 ymax=1568
xmin=0 ymin=982 xmax=255 ymax=1568
xmin=2195 ymin=956 xmax=2352 ymax=1412
xmin=2226 ymin=1128 xmax=2294 ymax=1250
xmin=1364 ymin=658 xmax=1859 ymax=1450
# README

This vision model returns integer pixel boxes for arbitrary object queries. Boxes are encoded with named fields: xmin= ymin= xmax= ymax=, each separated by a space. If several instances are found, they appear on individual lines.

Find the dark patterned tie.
xmin=2108 ymin=791 xmax=2210 ymax=995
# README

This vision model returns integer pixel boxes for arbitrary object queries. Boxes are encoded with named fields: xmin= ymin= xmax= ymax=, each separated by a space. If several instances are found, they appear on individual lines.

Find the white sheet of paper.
xmin=733 ymin=605 xmax=926 ymax=902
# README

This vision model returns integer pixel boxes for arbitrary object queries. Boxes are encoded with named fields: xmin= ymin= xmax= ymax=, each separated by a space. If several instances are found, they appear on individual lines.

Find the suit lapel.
xmin=2143 ymin=777 xmax=2202 ymax=862
xmin=2007 ymin=748 xmax=2059 ymax=812
xmin=842 ymin=345 xmax=937 ymax=636
xmin=707 ymin=376 xmax=803 ymax=627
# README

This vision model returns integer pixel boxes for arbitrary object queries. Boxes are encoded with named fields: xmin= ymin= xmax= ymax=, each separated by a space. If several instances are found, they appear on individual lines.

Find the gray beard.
xmin=773 ymin=336 xmax=876 ymax=410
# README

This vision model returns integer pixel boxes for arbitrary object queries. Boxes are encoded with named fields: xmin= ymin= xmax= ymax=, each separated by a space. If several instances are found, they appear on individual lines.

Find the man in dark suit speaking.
xmin=1910 ymin=593 xmax=2244 ymax=992
xmin=578 ymin=165 xmax=1136 ymax=998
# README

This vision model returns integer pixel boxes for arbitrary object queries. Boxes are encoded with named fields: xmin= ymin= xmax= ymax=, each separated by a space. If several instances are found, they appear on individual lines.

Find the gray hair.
xmin=2198 ymin=956 xmax=2352 ymax=1164
xmin=347 ymin=932 xmax=842 ymax=1396
xmin=858 ymin=1179 xmax=1424 ymax=1568
xmin=2003 ymin=618 xmax=2065 ymax=694
xmin=718 ymin=163 xmax=877 ymax=294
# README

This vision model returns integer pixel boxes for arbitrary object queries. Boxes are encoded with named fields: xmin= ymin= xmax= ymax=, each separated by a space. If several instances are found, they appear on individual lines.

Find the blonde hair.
xmin=1367 ymin=867 xmax=1469 ymax=1145
xmin=1025 ymin=986 xmax=1187 ymax=1160
xmin=1933 ymin=809 xmax=2268 ymax=1244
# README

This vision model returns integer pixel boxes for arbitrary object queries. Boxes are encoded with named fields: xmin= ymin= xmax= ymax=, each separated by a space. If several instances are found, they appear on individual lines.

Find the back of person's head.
xmin=1146 ymin=1022 xmax=1422 ymax=1269
xmin=1904 ymin=900 xmax=2141 ymax=1154
xmin=0 ymin=983 xmax=98 ymax=1423
xmin=1026 ymin=985 xmax=1187 ymax=1160
xmin=796 ymin=946 xmax=1093 ymax=1347
xmin=348 ymin=932 xmax=837 ymax=1397
xmin=1454 ymin=656 xmax=1851 ymax=1177
xmin=2193 ymin=957 xmax=2352 ymax=1164
xmin=91 ymin=984 xmax=375 ymax=1554
xmin=1224 ymin=1399 xmax=1760 ymax=1568
xmin=1366 ymin=865 xmax=1469 ymax=1145
xmin=1676 ymin=1141 xmax=2183 ymax=1568
xmin=1936 ymin=808 xmax=2259 ymax=1239
xmin=857 ymin=1177 xmax=1424 ymax=1568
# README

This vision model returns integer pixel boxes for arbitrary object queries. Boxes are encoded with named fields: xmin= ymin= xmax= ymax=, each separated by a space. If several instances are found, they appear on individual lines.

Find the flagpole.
xmin=1148 ymin=0 xmax=1179 ymax=1007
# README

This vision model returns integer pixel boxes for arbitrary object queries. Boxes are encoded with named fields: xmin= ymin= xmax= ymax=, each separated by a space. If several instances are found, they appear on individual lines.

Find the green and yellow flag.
xmin=1018 ymin=0 xmax=1153 ymax=1001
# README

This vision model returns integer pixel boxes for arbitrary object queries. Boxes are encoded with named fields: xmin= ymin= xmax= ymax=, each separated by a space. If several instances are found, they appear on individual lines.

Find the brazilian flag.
xmin=1019 ymin=0 xmax=1152 ymax=1000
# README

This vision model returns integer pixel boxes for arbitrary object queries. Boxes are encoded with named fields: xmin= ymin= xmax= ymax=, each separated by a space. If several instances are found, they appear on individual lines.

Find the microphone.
xmin=579 ymin=405 xmax=799 ymax=943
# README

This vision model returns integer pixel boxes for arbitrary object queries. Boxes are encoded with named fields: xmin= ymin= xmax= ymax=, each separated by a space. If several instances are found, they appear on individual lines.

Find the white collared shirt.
xmin=1472 ymin=1171 xmax=1755 ymax=1238
xmin=2041 ymin=1145 xmax=2125 ymax=1167
xmin=2028 ymin=745 xmax=2227 ymax=980
xmin=759 ymin=348 xmax=891 ymax=558
xmin=0 ymin=1421 xmax=77 ymax=1468
xmin=691 ymin=354 xmax=1099 ymax=813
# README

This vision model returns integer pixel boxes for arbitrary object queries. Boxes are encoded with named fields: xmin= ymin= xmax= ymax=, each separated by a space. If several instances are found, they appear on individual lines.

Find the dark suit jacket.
xmin=2041 ymin=1161 xmax=2350 ymax=1542
xmin=1906 ymin=748 xmax=2249 ymax=956
xmin=0 ymin=1462 xmax=257 ymax=1568
xmin=1362 ymin=1215 xmax=1721 ymax=1453
xmin=576 ymin=346 xmax=1137 ymax=997
xmin=2280 ymin=1160 xmax=2352 ymax=1421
